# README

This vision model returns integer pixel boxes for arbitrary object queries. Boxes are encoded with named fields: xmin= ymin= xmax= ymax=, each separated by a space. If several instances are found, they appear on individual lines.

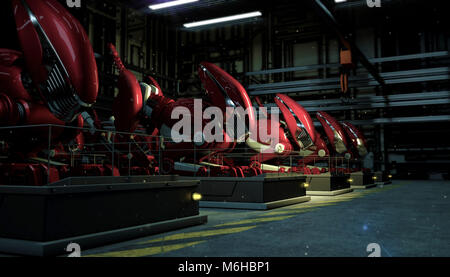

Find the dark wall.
xmin=0 ymin=0 xmax=19 ymax=50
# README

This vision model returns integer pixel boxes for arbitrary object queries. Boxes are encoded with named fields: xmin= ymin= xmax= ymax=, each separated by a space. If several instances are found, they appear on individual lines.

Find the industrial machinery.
xmin=0 ymin=2 xmax=207 ymax=257
xmin=108 ymin=42 xmax=336 ymax=177
xmin=0 ymin=0 xmax=99 ymax=185
xmin=0 ymin=0 xmax=361 ymax=183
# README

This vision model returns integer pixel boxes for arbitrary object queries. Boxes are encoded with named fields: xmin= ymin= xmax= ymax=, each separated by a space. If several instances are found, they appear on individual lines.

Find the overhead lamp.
xmin=149 ymin=0 xmax=199 ymax=10
xmin=184 ymin=11 xmax=262 ymax=29
xmin=334 ymin=0 xmax=347 ymax=3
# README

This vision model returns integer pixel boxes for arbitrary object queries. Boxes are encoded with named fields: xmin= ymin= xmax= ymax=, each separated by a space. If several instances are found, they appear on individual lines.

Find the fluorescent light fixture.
xmin=184 ymin=11 xmax=262 ymax=28
xmin=334 ymin=0 xmax=347 ymax=3
xmin=149 ymin=0 xmax=198 ymax=10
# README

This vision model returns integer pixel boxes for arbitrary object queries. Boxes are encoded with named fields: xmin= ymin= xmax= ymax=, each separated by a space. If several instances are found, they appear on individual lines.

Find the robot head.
xmin=341 ymin=121 xmax=368 ymax=157
xmin=13 ymin=0 xmax=98 ymax=122
xmin=198 ymin=62 xmax=256 ymax=136
xmin=316 ymin=111 xmax=348 ymax=154
xmin=274 ymin=94 xmax=316 ymax=150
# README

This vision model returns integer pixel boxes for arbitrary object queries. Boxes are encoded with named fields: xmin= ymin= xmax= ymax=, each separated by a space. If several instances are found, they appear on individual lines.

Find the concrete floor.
xmin=81 ymin=180 xmax=450 ymax=257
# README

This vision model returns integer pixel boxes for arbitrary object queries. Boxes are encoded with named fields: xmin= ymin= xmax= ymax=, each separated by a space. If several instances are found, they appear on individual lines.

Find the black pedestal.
xmin=0 ymin=176 xmax=207 ymax=256
xmin=182 ymin=174 xmax=310 ymax=210
xmin=350 ymin=172 xmax=377 ymax=189
xmin=305 ymin=173 xmax=353 ymax=196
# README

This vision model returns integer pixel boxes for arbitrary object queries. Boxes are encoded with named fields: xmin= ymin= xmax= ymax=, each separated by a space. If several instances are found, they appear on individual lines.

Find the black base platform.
xmin=304 ymin=173 xmax=353 ymax=196
xmin=374 ymin=171 xmax=393 ymax=185
xmin=350 ymin=171 xmax=376 ymax=189
xmin=0 ymin=215 xmax=207 ymax=257
xmin=0 ymin=176 xmax=207 ymax=256
xmin=182 ymin=174 xmax=310 ymax=210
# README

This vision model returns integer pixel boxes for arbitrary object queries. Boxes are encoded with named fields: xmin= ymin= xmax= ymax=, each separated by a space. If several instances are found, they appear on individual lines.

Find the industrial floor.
xmin=80 ymin=180 xmax=450 ymax=257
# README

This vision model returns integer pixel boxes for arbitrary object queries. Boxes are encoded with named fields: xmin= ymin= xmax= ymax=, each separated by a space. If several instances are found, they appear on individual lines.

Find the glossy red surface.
xmin=316 ymin=111 xmax=348 ymax=153
xmin=26 ymin=102 xmax=64 ymax=126
xmin=314 ymin=132 xmax=330 ymax=156
xmin=109 ymin=44 xmax=143 ymax=133
xmin=198 ymin=62 xmax=256 ymax=134
xmin=341 ymin=121 xmax=368 ymax=157
xmin=13 ymin=0 xmax=98 ymax=104
xmin=275 ymin=94 xmax=316 ymax=149
xmin=341 ymin=121 xmax=366 ymax=145
xmin=0 ymin=64 xmax=32 ymax=102
xmin=0 ymin=49 xmax=22 ymax=67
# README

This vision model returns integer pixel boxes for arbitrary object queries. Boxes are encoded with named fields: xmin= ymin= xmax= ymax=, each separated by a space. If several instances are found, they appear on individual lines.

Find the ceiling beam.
xmin=307 ymin=0 xmax=386 ymax=88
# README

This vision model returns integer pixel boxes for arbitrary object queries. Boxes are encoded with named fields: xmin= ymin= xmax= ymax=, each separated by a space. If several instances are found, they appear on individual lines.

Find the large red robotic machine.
xmin=108 ymin=44 xmax=260 ymax=177
xmin=107 ymin=44 xmax=328 ymax=177
xmin=0 ymin=0 xmax=99 ymax=185
xmin=248 ymin=94 xmax=329 ymax=174
xmin=316 ymin=111 xmax=370 ymax=173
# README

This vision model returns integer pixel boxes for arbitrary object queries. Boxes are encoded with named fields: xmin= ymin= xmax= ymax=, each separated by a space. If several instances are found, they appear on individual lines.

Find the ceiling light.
xmin=184 ymin=11 xmax=262 ymax=28
xmin=149 ymin=0 xmax=199 ymax=10
xmin=334 ymin=0 xmax=347 ymax=3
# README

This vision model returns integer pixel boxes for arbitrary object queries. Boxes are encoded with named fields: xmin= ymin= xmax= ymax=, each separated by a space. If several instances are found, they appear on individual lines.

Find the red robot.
xmin=107 ymin=42 xmax=334 ymax=177
xmin=316 ymin=111 xmax=350 ymax=157
xmin=108 ymin=44 xmax=257 ymax=177
xmin=0 ymin=0 xmax=99 ymax=185
xmin=274 ymin=95 xmax=329 ymax=174
xmin=247 ymin=94 xmax=329 ymax=174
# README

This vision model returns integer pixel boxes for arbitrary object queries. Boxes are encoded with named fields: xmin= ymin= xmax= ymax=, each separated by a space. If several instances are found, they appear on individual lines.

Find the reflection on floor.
xmin=81 ymin=180 xmax=450 ymax=257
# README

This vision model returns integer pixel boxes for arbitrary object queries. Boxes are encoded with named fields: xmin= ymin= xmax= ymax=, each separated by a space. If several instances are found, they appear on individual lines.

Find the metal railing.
xmin=0 ymin=124 xmax=361 ymax=185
